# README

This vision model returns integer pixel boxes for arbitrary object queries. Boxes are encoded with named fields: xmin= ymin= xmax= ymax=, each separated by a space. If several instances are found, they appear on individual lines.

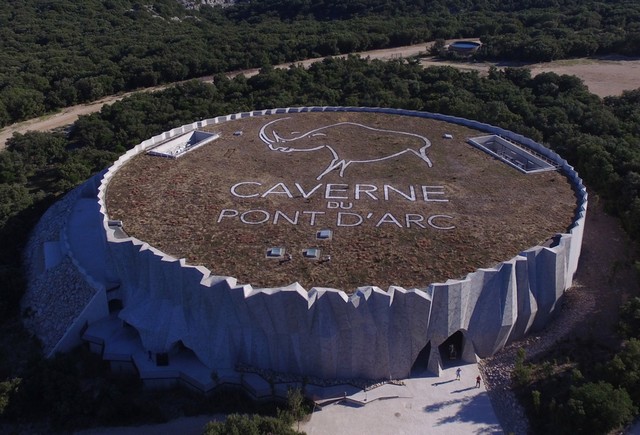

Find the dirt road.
xmin=2 ymin=41 xmax=640 ymax=150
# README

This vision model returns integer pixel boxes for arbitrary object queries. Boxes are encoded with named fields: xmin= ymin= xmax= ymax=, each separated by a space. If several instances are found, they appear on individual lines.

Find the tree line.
xmin=1 ymin=0 xmax=640 ymax=127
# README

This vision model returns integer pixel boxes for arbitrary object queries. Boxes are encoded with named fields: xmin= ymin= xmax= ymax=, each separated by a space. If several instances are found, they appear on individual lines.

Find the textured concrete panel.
xmin=26 ymin=107 xmax=587 ymax=386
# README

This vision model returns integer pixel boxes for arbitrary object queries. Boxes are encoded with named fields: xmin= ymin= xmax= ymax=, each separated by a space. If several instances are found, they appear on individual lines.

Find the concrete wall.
xmin=89 ymin=107 xmax=587 ymax=381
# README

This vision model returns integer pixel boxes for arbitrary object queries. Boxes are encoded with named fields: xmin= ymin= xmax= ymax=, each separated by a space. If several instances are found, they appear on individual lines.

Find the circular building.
xmin=24 ymin=107 xmax=586 ymax=393
xmin=447 ymin=40 xmax=482 ymax=55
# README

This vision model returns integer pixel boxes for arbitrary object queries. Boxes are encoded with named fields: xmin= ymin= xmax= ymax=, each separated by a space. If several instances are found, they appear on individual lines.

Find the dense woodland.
xmin=1 ymin=0 xmax=640 ymax=127
xmin=1 ymin=0 xmax=640 ymax=433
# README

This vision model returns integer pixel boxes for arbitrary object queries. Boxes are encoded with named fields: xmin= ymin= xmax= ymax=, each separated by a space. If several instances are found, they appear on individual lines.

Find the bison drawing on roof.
xmin=259 ymin=117 xmax=433 ymax=180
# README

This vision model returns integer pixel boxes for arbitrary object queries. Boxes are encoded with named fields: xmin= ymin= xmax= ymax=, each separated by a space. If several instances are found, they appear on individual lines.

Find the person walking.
xmin=476 ymin=375 xmax=481 ymax=388
xmin=456 ymin=367 xmax=462 ymax=380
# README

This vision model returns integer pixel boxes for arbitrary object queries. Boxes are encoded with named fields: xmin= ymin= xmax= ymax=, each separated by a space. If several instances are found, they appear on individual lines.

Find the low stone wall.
xmin=68 ymin=107 xmax=586 ymax=381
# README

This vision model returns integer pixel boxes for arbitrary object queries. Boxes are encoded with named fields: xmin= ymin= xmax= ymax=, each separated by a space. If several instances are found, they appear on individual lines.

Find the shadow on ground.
xmin=425 ymin=392 xmax=500 ymax=433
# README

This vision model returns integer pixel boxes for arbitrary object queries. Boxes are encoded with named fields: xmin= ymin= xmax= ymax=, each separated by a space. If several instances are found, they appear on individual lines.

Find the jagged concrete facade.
xmin=41 ymin=107 xmax=588 ymax=383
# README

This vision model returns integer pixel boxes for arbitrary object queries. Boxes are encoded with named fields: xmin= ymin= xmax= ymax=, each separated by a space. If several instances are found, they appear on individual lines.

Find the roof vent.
xmin=266 ymin=247 xmax=285 ymax=258
xmin=303 ymin=248 xmax=320 ymax=259
xmin=316 ymin=229 xmax=333 ymax=240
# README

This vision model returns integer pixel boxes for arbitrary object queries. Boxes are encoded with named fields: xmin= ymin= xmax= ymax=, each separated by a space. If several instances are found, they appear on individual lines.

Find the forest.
xmin=1 ymin=0 xmax=640 ymax=127
xmin=1 ymin=0 xmax=640 ymax=433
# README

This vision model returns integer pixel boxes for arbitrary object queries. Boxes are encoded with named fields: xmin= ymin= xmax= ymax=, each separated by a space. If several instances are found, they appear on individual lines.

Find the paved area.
xmin=76 ymin=364 xmax=502 ymax=435
xmin=300 ymin=364 xmax=502 ymax=435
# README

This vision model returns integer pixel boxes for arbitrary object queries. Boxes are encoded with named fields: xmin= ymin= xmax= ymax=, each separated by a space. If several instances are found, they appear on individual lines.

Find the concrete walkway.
xmin=300 ymin=364 xmax=502 ymax=435
xmin=76 ymin=364 xmax=503 ymax=435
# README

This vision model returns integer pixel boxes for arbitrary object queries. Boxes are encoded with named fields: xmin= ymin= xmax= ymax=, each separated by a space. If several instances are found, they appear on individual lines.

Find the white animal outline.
xmin=259 ymin=117 xmax=433 ymax=180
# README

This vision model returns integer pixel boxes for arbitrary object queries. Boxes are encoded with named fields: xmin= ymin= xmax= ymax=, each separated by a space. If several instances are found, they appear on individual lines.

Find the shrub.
xmin=513 ymin=348 xmax=532 ymax=386
xmin=203 ymin=413 xmax=303 ymax=435
xmin=532 ymin=390 xmax=541 ymax=414
xmin=619 ymin=297 xmax=640 ymax=339
xmin=0 ymin=378 xmax=21 ymax=415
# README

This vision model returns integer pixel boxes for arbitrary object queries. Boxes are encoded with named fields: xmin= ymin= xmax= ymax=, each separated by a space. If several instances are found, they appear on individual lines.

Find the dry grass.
xmin=106 ymin=112 xmax=576 ymax=293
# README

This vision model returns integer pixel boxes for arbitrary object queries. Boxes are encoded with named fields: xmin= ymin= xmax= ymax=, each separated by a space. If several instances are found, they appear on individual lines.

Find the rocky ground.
xmin=21 ymin=184 xmax=96 ymax=356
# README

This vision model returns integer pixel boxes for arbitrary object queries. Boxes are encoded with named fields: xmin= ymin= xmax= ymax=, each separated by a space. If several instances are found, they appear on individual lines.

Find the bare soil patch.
xmin=419 ymin=55 xmax=640 ymax=98
xmin=105 ymin=111 xmax=576 ymax=293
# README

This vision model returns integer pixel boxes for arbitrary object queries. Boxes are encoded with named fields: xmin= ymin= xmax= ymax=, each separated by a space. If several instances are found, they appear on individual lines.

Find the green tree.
xmin=0 ymin=184 xmax=33 ymax=228
xmin=575 ymin=139 xmax=619 ymax=193
xmin=1 ymin=87 xmax=46 ymax=122
xmin=565 ymin=381 xmax=636 ymax=434
xmin=513 ymin=348 xmax=532 ymax=386
xmin=0 ymin=152 xmax=26 ymax=184
xmin=6 ymin=132 xmax=67 ymax=173
xmin=429 ymin=39 xmax=446 ymax=56
xmin=604 ymin=339 xmax=640 ymax=404
xmin=619 ymin=298 xmax=640 ymax=339
xmin=284 ymin=387 xmax=307 ymax=431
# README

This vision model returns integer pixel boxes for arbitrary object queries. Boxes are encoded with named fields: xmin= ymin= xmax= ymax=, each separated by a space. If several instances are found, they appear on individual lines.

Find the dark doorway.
xmin=411 ymin=341 xmax=431 ymax=374
xmin=438 ymin=331 xmax=464 ymax=366
xmin=108 ymin=298 xmax=123 ymax=313
xmin=156 ymin=353 xmax=169 ymax=366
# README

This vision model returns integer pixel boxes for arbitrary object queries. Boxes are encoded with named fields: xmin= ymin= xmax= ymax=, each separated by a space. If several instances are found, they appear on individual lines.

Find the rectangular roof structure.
xmin=147 ymin=130 xmax=220 ymax=159
xmin=467 ymin=135 xmax=558 ymax=174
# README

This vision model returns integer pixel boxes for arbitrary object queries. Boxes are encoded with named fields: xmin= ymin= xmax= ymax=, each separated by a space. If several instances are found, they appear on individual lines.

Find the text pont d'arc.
xmin=216 ymin=182 xmax=455 ymax=230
